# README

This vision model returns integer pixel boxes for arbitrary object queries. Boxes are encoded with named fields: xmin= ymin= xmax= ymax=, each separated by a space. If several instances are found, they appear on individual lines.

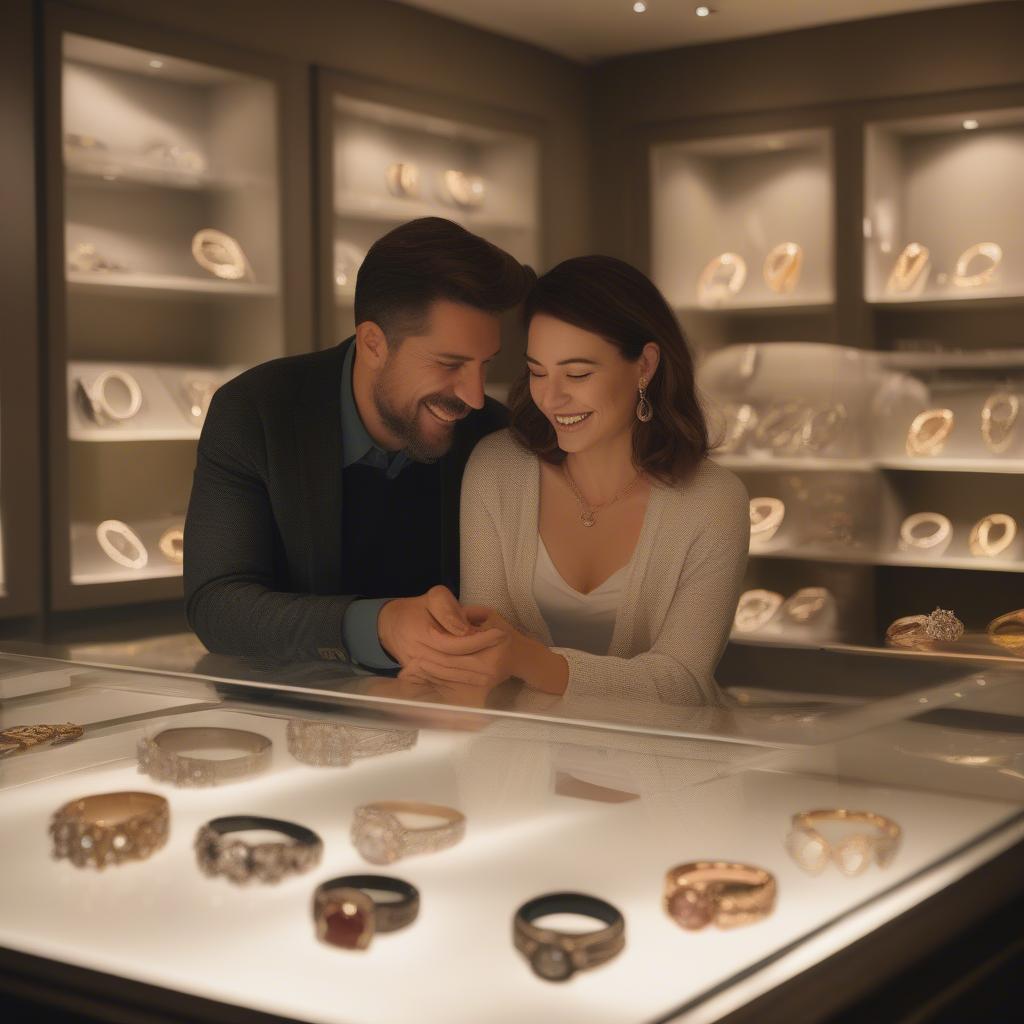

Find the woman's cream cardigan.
xmin=459 ymin=429 xmax=750 ymax=706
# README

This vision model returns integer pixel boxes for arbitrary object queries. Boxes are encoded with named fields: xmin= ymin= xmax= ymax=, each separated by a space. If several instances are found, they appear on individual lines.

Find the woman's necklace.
xmin=562 ymin=460 xmax=643 ymax=528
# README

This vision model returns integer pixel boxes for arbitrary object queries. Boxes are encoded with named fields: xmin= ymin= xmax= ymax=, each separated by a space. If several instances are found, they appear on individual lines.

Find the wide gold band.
xmin=664 ymin=861 xmax=776 ymax=930
xmin=50 ymin=791 xmax=169 ymax=869
xmin=987 ymin=609 xmax=1024 ymax=651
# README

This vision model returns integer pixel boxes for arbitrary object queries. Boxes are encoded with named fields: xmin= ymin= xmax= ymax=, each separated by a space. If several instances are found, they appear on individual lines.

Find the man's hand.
xmin=377 ymin=585 xmax=506 ymax=668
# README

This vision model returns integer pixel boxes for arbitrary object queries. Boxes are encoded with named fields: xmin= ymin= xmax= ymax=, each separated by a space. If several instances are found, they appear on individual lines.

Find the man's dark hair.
xmin=354 ymin=217 xmax=535 ymax=344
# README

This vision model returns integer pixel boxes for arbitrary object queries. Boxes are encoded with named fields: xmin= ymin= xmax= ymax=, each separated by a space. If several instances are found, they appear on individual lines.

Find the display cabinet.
xmin=316 ymin=70 xmax=542 ymax=386
xmin=43 ymin=6 xmax=310 ymax=612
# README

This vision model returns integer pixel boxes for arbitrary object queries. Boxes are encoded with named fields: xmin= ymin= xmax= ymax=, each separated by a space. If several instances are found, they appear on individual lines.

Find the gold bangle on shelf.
xmin=696 ymin=252 xmax=747 ymax=307
xmin=898 ymin=512 xmax=952 ymax=554
xmin=664 ymin=862 xmax=776 ymax=930
xmin=786 ymin=809 xmax=901 ymax=876
xmin=987 ymin=609 xmax=1024 ymax=652
xmin=953 ymin=241 xmax=1002 ymax=288
xmin=969 ymin=514 xmax=1017 ymax=558
xmin=137 ymin=727 xmax=272 ymax=787
xmin=749 ymin=497 xmax=785 ymax=546
xmin=441 ymin=169 xmax=485 ymax=208
xmin=96 ymin=519 xmax=148 ymax=571
xmin=906 ymin=408 xmax=954 ymax=457
xmin=286 ymin=720 xmax=417 ymax=768
xmin=158 ymin=527 xmax=184 ymax=565
xmin=762 ymin=242 xmax=803 ymax=294
xmin=385 ymin=161 xmax=419 ymax=198
xmin=50 ymin=792 xmax=169 ymax=869
xmin=733 ymin=589 xmax=784 ymax=633
xmin=191 ymin=228 xmax=252 ymax=281
xmin=351 ymin=801 xmax=465 ymax=865
xmin=885 ymin=607 xmax=964 ymax=649
xmin=981 ymin=391 xmax=1020 ymax=454
xmin=782 ymin=587 xmax=834 ymax=625
xmin=0 ymin=722 xmax=84 ymax=759
xmin=885 ymin=242 xmax=931 ymax=295
xmin=716 ymin=403 xmax=758 ymax=455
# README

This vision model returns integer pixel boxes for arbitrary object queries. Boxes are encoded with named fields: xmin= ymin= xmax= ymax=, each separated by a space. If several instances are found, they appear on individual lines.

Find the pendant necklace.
xmin=562 ymin=460 xmax=643 ymax=528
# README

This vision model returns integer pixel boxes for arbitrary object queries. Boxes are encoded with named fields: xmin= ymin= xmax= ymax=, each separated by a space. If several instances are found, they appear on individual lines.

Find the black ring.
xmin=204 ymin=815 xmax=320 ymax=846
xmin=517 ymin=892 xmax=622 ymax=928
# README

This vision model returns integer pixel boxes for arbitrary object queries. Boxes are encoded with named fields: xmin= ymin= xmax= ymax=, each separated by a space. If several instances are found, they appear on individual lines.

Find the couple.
xmin=183 ymin=218 xmax=749 ymax=705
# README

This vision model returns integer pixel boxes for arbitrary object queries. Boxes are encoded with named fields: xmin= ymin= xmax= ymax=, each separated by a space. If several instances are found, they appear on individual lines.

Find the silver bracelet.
xmin=78 ymin=369 xmax=143 ymax=425
xmin=96 ymin=519 xmax=148 ymax=570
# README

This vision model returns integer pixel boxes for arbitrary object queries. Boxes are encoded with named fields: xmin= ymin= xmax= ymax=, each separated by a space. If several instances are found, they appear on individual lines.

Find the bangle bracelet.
xmin=763 ymin=241 xmax=803 ymax=294
xmin=77 ymin=369 xmax=143 ymax=425
xmin=137 ymin=727 xmax=272 ymax=786
xmin=906 ymin=408 xmax=954 ymax=456
xmin=664 ymin=862 xmax=776 ymax=930
xmin=787 ymin=809 xmax=901 ymax=875
xmin=314 ymin=875 xmax=419 ymax=950
xmin=981 ymin=391 xmax=1019 ymax=454
xmin=514 ymin=892 xmax=625 ymax=982
xmin=195 ymin=816 xmax=322 ymax=884
xmin=886 ymin=242 xmax=931 ymax=294
xmin=953 ymin=241 xmax=1002 ymax=288
xmin=969 ymin=514 xmax=1017 ymax=557
xmin=899 ymin=512 xmax=952 ymax=553
xmin=696 ymin=252 xmax=747 ymax=307
xmin=50 ymin=791 xmax=169 ymax=869
xmin=96 ymin=519 xmax=148 ymax=570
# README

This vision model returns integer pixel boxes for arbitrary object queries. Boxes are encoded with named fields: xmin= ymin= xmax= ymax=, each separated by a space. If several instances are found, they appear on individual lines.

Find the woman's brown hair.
xmin=508 ymin=255 xmax=709 ymax=485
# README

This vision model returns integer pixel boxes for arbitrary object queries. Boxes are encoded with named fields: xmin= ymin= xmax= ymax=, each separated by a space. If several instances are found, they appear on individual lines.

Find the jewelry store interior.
xmin=3 ymin=1 xmax=1024 ymax=1021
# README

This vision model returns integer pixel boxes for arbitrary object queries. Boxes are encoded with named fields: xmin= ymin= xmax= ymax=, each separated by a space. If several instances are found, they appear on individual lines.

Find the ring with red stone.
xmin=313 ymin=875 xmax=419 ymax=951
xmin=664 ymin=862 xmax=776 ymax=930
xmin=786 ymin=809 xmax=901 ymax=876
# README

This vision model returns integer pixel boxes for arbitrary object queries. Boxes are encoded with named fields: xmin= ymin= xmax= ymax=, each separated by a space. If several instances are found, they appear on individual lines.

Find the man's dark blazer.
xmin=183 ymin=337 xmax=508 ymax=663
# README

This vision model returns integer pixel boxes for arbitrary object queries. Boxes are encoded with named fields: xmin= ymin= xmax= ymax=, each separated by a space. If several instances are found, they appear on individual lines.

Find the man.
xmin=183 ymin=217 xmax=534 ymax=671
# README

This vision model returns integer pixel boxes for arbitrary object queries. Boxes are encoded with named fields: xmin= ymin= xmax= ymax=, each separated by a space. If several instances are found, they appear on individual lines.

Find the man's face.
xmin=373 ymin=299 xmax=501 ymax=461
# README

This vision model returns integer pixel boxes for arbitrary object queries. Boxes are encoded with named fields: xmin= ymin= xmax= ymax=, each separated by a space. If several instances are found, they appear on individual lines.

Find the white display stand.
xmin=651 ymin=129 xmax=834 ymax=313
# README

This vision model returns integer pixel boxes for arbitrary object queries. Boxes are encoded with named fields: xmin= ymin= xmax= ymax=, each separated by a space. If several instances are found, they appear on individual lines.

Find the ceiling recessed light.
xmin=148 ymin=59 xmax=164 ymax=69
xmin=962 ymin=118 xmax=979 ymax=130
xmin=633 ymin=2 xmax=647 ymax=12
xmin=696 ymin=5 xmax=713 ymax=16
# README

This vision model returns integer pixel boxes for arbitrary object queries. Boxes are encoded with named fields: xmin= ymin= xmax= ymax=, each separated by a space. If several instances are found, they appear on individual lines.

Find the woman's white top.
xmin=460 ymin=429 xmax=750 ymax=706
xmin=532 ymin=538 xmax=634 ymax=655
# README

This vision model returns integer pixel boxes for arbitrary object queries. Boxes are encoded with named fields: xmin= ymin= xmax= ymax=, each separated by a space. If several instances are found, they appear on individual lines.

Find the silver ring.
xmin=96 ymin=519 xmax=148 ymax=570
xmin=80 ymin=369 xmax=143 ymax=424
xmin=899 ymin=512 xmax=952 ymax=553
xmin=969 ymin=514 xmax=1017 ymax=557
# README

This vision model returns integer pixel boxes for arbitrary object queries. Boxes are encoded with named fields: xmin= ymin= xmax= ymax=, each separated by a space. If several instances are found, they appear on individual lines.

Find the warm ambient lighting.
xmin=696 ymin=5 xmax=712 ymax=16
xmin=962 ymin=118 xmax=980 ymax=130
xmin=633 ymin=2 xmax=647 ymax=12
xmin=148 ymin=59 xmax=164 ymax=69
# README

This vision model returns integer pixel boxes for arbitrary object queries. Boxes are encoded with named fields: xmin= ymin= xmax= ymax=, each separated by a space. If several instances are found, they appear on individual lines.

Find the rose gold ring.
xmin=664 ymin=862 xmax=776 ymax=930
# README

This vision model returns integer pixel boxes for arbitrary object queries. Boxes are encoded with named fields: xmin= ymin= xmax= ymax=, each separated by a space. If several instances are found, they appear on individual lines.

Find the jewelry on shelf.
xmin=782 ymin=587 xmax=834 ymax=625
xmin=981 ymin=390 xmax=1019 ymax=454
xmin=664 ymin=862 xmax=776 ymax=930
xmin=158 ymin=527 xmax=184 ymax=565
xmin=50 ymin=792 xmax=169 ymax=870
xmin=987 ymin=609 xmax=1024 ymax=652
xmin=717 ymin=402 xmax=758 ymax=454
xmin=733 ymin=589 xmax=784 ymax=633
xmin=0 ymin=722 xmax=84 ymax=759
xmin=183 ymin=376 xmax=217 ymax=422
xmin=752 ymin=401 xmax=806 ymax=453
xmin=351 ymin=801 xmax=465 ymax=865
xmin=969 ymin=514 xmax=1017 ymax=558
xmin=77 ymin=369 xmax=144 ymax=426
xmin=800 ymin=403 xmax=848 ymax=453
xmin=636 ymin=375 xmax=653 ymax=422
xmin=194 ymin=816 xmax=322 ymax=885
xmin=314 ymin=875 xmax=420 ymax=950
xmin=333 ymin=240 xmax=366 ymax=290
xmin=67 ymin=242 xmax=124 ymax=274
xmin=514 ymin=892 xmax=625 ymax=981
xmin=905 ymin=408 xmax=954 ymax=457
xmin=385 ymin=162 xmax=420 ymax=198
xmin=885 ymin=607 xmax=964 ymax=648
xmin=137 ymin=727 xmax=272 ymax=787
xmin=749 ymin=497 xmax=785 ymax=545
xmin=762 ymin=242 xmax=803 ymax=294
xmin=441 ymin=169 xmax=485 ymax=208
xmin=96 ymin=520 xmax=148 ymax=571
xmin=953 ymin=241 xmax=1002 ymax=288
xmin=786 ymin=810 xmax=901 ymax=876
xmin=562 ymin=461 xmax=643 ymax=528
xmin=696 ymin=252 xmax=747 ymax=307
xmin=885 ymin=242 xmax=931 ymax=295
xmin=898 ymin=512 xmax=952 ymax=554
xmin=191 ymin=228 xmax=252 ymax=281
xmin=143 ymin=141 xmax=207 ymax=175
xmin=286 ymin=720 xmax=417 ymax=768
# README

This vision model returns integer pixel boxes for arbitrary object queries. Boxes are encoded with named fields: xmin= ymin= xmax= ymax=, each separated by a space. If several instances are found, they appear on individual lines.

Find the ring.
xmin=286 ymin=720 xmax=417 ymax=767
xmin=664 ymin=862 xmax=776 ymax=930
xmin=969 ymin=514 xmax=1017 ymax=557
xmin=158 ymin=527 xmax=184 ymax=564
xmin=953 ymin=241 xmax=1002 ymax=288
xmin=514 ymin=892 xmax=625 ymax=981
xmin=96 ymin=519 xmax=148 ymax=570
xmin=763 ymin=242 xmax=803 ymax=294
xmin=886 ymin=242 xmax=931 ymax=294
xmin=385 ymin=162 xmax=419 ymax=198
xmin=885 ymin=607 xmax=964 ymax=648
xmin=195 ymin=816 xmax=322 ymax=884
xmin=733 ymin=589 xmax=784 ymax=633
xmin=351 ymin=801 xmax=465 ymax=864
xmin=77 ymin=369 xmax=143 ymax=425
xmin=786 ymin=809 xmax=901 ymax=875
xmin=191 ymin=228 xmax=251 ymax=281
xmin=981 ymin=391 xmax=1019 ymax=454
xmin=987 ymin=609 xmax=1024 ymax=652
xmin=314 ymin=875 xmax=419 ymax=950
xmin=782 ymin=587 xmax=834 ymax=625
xmin=696 ymin=252 xmax=747 ymax=307
xmin=898 ymin=512 xmax=952 ymax=553
xmin=906 ymin=408 xmax=954 ymax=456
xmin=441 ymin=169 xmax=485 ymax=208
xmin=50 ymin=792 xmax=169 ymax=869
xmin=749 ymin=497 xmax=785 ymax=545
xmin=137 ymin=727 xmax=272 ymax=787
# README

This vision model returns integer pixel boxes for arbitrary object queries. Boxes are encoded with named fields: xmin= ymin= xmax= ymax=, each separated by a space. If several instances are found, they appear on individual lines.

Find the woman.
xmin=402 ymin=255 xmax=749 ymax=705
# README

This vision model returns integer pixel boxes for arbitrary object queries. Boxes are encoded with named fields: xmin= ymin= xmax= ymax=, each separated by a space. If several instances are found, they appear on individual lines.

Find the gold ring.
xmin=906 ymin=408 xmax=954 ymax=456
xmin=749 ymin=497 xmax=785 ymax=545
xmin=734 ymin=589 xmax=784 ymax=633
xmin=763 ymin=242 xmax=803 ymax=294
xmin=981 ymin=391 xmax=1019 ymax=454
xmin=969 ymin=514 xmax=1017 ymax=557
xmin=987 ymin=609 xmax=1024 ymax=651
xmin=953 ymin=241 xmax=1002 ymax=288
xmin=899 ymin=512 xmax=952 ymax=553
xmin=696 ymin=252 xmax=747 ymax=307
xmin=664 ymin=862 xmax=776 ymax=929
xmin=886 ymin=242 xmax=930 ymax=294
xmin=50 ymin=791 xmax=169 ymax=869
xmin=886 ymin=607 xmax=964 ymax=648
xmin=786 ymin=809 xmax=901 ymax=875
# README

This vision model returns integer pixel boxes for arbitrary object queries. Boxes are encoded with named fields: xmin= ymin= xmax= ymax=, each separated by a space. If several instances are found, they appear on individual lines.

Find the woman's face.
xmin=527 ymin=314 xmax=653 ymax=456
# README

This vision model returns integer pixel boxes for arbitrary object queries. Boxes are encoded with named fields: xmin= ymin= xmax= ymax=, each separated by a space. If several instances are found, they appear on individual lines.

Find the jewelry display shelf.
xmin=66 ymin=271 xmax=278 ymax=300
xmin=876 ymin=457 xmax=1024 ymax=475
xmin=66 ymin=158 xmax=272 ymax=194
xmin=716 ymin=455 xmax=876 ymax=473
xmin=70 ymin=516 xmax=184 ymax=586
xmin=674 ymin=299 xmax=833 ymax=317
xmin=749 ymin=546 xmax=1024 ymax=574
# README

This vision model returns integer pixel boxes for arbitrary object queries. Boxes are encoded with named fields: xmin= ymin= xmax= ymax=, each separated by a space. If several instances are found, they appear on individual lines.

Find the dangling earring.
xmin=636 ymin=376 xmax=653 ymax=423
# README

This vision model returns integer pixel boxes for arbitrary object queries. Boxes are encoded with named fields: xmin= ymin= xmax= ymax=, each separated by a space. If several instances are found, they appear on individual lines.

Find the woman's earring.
xmin=636 ymin=376 xmax=654 ymax=423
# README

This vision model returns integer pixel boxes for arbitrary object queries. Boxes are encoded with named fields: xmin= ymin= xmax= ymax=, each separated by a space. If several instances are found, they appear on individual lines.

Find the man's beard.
xmin=372 ymin=365 xmax=471 ymax=463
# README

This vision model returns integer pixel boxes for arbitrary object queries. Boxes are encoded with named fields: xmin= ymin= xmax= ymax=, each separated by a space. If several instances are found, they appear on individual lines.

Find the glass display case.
xmin=47 ymin=21 xmax=290 ymax=609
xmin=1 ymin=645 xmax=1022 ymax=1023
